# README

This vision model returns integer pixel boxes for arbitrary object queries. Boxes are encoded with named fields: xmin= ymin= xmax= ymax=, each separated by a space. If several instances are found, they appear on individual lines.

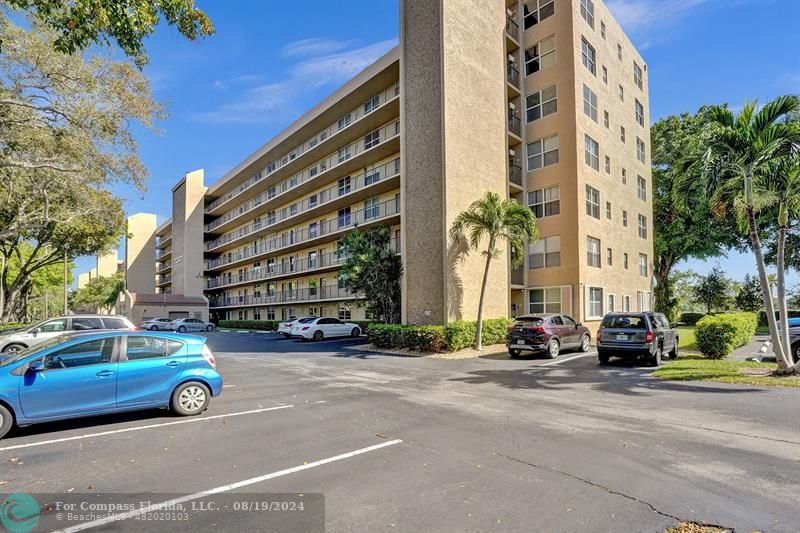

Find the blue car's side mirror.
xmin=27 ymin=360 xmax=44 ymax=373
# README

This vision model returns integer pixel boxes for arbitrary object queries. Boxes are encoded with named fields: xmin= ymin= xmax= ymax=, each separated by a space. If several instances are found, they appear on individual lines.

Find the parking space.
xmin=1 ymin=332 xmax=799 ymax=532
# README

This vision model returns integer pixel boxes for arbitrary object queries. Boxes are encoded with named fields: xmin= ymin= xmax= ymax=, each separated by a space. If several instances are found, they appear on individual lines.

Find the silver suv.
xmin=0 ymin=315 xmax=135 ymax=353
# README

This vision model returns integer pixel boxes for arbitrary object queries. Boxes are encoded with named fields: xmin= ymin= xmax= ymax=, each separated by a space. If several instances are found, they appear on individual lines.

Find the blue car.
xmin=0 ymin=331 xmax=223 ymax=439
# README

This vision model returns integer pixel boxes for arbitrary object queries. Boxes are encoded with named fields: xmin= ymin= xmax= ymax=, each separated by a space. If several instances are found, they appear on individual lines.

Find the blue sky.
xmin=74 ymin=0 xmax=800 ymax=287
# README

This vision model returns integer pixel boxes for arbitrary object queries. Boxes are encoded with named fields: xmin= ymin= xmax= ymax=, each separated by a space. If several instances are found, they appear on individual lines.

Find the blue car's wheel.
xmin=0 ymin=404 xmax=13 ymax=439
xmin=171 ymin=382 xmax=210 ymax=416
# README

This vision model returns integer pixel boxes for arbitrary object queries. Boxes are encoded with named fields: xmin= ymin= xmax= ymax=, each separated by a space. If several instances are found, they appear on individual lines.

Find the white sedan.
xmin=172 ymin=318 xmax=215 ymax=333
xmin=278 ymin=316 xmax=317 ymax=338
xmin=140 ymin=317 xmax=176 ymax=331
xmin=291 ymin=317 xmax=362 ymax=341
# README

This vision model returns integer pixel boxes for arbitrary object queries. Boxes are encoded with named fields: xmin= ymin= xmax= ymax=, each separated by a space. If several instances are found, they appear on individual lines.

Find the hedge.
xmin=758 ymin=309 xmax=800 ymax=327
xmin=679 ymin=312 xmax=706 ymax=326
xmin=695 ymin=312 xmax=757 ymax=359
xmin=218 ymin=320 xmax=279 ymax=331
xmin=0 ymin=322 xmax=29 ymax=333
xmin=443 ymin=318 xmax=513 ymax=351
xmin=367 ymin=318 xmax=513 ymax=352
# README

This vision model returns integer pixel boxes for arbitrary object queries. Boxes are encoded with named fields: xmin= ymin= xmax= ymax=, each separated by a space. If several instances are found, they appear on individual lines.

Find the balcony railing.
xmin=205 ymin=83 xmax=400 ymax=214
xmin=508 ymin=162 xmax=523 ymax=186
xmin=511 ymin=266 xmax=524 ymax=286
xmin=206 ymin=157 xmax=400 ymax=249
xmin=508 ymin=110 xmax=521 ymax=137
xmin=206 ymin=196 xmax=401 ymax=271
xmin=156 ymin=261 xmax=172 ymax=273
xmin=506 ymin=64 xmax=520 ymax=89
xmin=505 ymin=15 xmax=520 ymax=41
xmin=209 ymin=285 xmax=363 ymax=309
xmin=156 ymin=248 xmax=172 ymax=260
xmin=156 ymin=274 xmax=172 ymax=285
xmin=206 ymin=238 xmax=400 ymax=290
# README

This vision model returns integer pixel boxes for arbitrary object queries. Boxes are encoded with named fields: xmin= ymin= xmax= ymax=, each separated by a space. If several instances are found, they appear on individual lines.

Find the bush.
xmin=757 ymin=309 xmax=800 ymax=327
xmin=218 ymin=320 xmax=279 ymax=331
xmin=679 ymin=312 xmax=706 ymax=326
xmin=0 ymin=322 xmax=29 ymax=332
xmin=695 ymin=312 xmax=757 ymax=359
xmin=366 ymin=324 xmax=446 ymax=352
xmin=443 ymin=318 xmax=513 ymax=350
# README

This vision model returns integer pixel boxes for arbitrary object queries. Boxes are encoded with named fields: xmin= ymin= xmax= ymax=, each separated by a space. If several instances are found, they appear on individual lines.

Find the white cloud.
xmin=212 ymin=74 xmax=266 ymax=90
xmin=280 ymin=37 xmax=354 ymax=57
xmin=195 ymin=38 xmax=397 ymax=124
xmin=606 ymin=0 xmax=708 ymax=47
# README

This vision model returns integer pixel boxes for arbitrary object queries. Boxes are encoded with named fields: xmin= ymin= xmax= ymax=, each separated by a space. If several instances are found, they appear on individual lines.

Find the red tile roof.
xmin=130 ymin=293 xmax=207 ymax=306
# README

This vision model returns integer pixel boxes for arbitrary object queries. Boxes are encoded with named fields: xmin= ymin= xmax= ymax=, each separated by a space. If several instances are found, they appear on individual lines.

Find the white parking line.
xmin=0 ymin=405 xmax=293 ymax=452
xmin=538 ymin=352 xmax=598 ymax=367
xmin=58 ymin=439 xmax=403 ymax=533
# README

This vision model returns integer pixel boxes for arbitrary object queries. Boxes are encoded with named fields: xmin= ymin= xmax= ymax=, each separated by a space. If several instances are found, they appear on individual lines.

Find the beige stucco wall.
xmin=172 ymin=170 xmax=207 ymax=296
xmin=96 ymin=250 xmax=120 ymax=278
xmin=125 ymin=212 xmax=157 ymax=293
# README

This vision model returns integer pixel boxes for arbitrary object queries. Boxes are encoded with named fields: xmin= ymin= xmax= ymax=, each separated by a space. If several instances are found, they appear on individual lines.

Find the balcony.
xmin=205 ymin=85 xmax=400 ymax=216
xmin=505 ymin=14 xmax=520 ymax=43
xmin=506 ymin=64 xmax=520 ymax=90
xmin=206 ymin=196 xmax=401 ymax=272
xmin=156 ymin=261 xmax=172 ymax=274
xmin=508 ymin=161 xmax=523 ymax=187
xmin=511 ymin=266 xmax=524 ymax=286
xmin=206 ymin=239 xmax=400 ymax=290
xmin=209 ymin=285 xmax=364 ymax=309
xmin=156 ymin=274 xmax=172 ymax=286
xmin=508 ymin=110 xmax=521 ymax=137
xmin=156 ymin=234 xmax=172 ymax=249
xmin=156 ymin=248 xmax=172 ymax=261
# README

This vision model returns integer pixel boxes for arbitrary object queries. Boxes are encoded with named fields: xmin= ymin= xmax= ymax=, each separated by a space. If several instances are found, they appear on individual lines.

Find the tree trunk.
xmin=747 ymin=207 xmax=791 ymax=370
xmin=653 ymin=254 xmax=676 ymax=319
xmin=475 ymin=238 xmax=495 ymax=351
xmin=776 ymin=220 xmax=792 ymax=366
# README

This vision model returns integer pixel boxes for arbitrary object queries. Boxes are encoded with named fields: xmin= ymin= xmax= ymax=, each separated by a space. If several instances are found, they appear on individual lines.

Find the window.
xmin=618 ymin=84 xmax=624 ymax=102
xmin=289 ymin=203 xmax=297 ymax=217
xmin=529 ymin=287 xmax=561 ymax=313
xmin=637 ymin=175 xmax=647 ymax=201
xmin=364 ymin=95 xmax=380 ymax=114
xmin=624 ymin=253 xmax=629 ymax=269
xmin=309 ymin=222 xmax=318 ymax=238
xmin=528 ymin=186 xmax=560 ymax=218
xmin=638 ymin=291 xmax=651 ymax=312
xmin=529 ymin=236 xmax=561 ymax=268
xmin=72 ymin=317 xmax=103 ymax=330
xmin=526 ymin=135 xmax=559 ymax=171
xmin=600 ymin=21 xmax=606 ymax=39
xmin=338 ymin=306 xmax=352 ymax=320
xmin=44 ymin=338 xmax=113 ymax=369
xmin=337 ymin=113 xmax=351 ymax=130
xmin=584 ymin=135 xmax=599 ymax=170
xmin=580 ymin=0 xmax=595 ymax=28
xmin=524 ymin=36 xmax=556 ymax=76
xmin=338 ymin=146 xmax=351 ymax=163
xmin=364 ymin=197 xmax=380 ymax=220
xmin=635 ymin=99 xmax=645 ymax=126
xmin=338 ymin=176 xmax=351 ymax=196
xmin=623 ymin=295 xmax=631 ymax=312
xmin=633 ymin=61 xmax=643 ymax=89
xmin=581 ymin=39 xmax=596 ymax=75
xmin=638 ymin=214 xmax=648 ymax=239
xmin=602 ymin=65 xmax=608 ymax=84
xmin=582 ymin=84 xmax=598 ymax=122
xmin=267 ymin=210 xmax=276 ymax=225
xmin=622 ymin=167 xmax=627 ymax=185
xmin=588 ymin=287 xmax=603 ymax=318
xmin=102 ymin=318 xmax=129 ymax=329
xmin=364 ymin=130 xmax=380 ymax=149
xmin=39 ymin=319 xmax=67 ymax=333
xmin=523 ymin=0 xmax=554 ymax=29
xmin=337 ymin=207 xmax=351 ymax=228
xmin=604 ymin=156 xmax=611 ymax=174
xmin=126 ymin=336 xmax=182 ymax=361
xmin=526 ymin=85 xmax=558 ymax=122
xmin=607 ymin=294 xmax=616 ymax=312
xmin=365 ymin=168 xmax=381 ymax=186
xmin=603 ymin=110 xmax=609 ymax=128
xmin=267 ymin=307 xmax=275 ymax=321
xmin=606 ymin=247 xmax=613 ymax=265
xmin=620 ymin=126 xmax=626 ymax=143
xmin=623 ymin=210 xmax=628 ymax=227
xmin=587 ymin=236 xmax=601 ymax=267
xmin=636 ymin=137 xmax=646 ymax=163
xmin=605 ymin=201 xmax=612 ymax=219
xmin=268 ymin=186 xmax=276 ymax=199
xmin=639 ymin=253 xmax=648 ymax=277
xmin=617 ymin=43 xmax=623 ymax=60
xmin=308 ymin=251 xmax=317 ymax=268
xmin=585 ymin=185 xmax=600 ymax=218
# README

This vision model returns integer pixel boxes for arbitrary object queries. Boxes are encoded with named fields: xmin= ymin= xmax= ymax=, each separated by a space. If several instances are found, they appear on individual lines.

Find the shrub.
xmin=679 ymin=312 xmax=706 ymax=326
xmin=757 ymin=309 xmax=800 ymax=327
xmin=695 ymin=312 xmax=757 ymax=359
xmin=0 ymin=322 xmax=29 ymax=332
xmin=218 ymin=320 xmax=279 ymax=331
xmin=442 ymin=318 xmax=513 ymax=351
xmin=366 ymin=324 xmax=446 ymax=352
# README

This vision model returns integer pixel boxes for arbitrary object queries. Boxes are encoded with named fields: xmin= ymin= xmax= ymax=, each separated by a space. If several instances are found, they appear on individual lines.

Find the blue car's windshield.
xmin=0 ymin=335 xmax=72 ymax=367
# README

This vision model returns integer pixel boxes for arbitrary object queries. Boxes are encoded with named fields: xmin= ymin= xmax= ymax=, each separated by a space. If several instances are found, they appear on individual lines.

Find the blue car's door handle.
xmin=166 ymin=361 xmax=180 ymax=367
xmin=96 ymin=370 xmax=115 ymax=377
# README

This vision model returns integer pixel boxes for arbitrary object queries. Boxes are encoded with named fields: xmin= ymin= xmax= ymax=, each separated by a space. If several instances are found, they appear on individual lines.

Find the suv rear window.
xmin=102 ymin=317 xmax=130 ymax=329
xmin=601 ymin=315 xmax=646 ymax=329
xmin=513 ymin=317 xmax=544 ymax=327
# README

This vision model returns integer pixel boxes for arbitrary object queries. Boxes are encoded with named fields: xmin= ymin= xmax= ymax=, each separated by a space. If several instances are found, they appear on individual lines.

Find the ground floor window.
xmin=607 ymin=294 xmax=616 ymax=313
xmin=253 ymin=308 xmax=261 ymax=320
xmin=238 ymin=310 xmax=245 ymax=320
xmin=338 ymin=305 xmax=352 ymax=320
xmin=267 ymin=306 xmax=275 ymax=320
xmin=637 ymin=291 xmax=651 ymax=312
xmin=529 ymin=287 xmax=561 ymax=314
xmin=587 ymin=287 xmax=603 ymax=319
xmin=624 ymin=295 xmax=631 ymax=312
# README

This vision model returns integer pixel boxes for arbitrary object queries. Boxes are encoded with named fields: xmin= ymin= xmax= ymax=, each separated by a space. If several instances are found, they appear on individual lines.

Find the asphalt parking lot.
xmin=2 ymin=332 xmax=799 ymax=532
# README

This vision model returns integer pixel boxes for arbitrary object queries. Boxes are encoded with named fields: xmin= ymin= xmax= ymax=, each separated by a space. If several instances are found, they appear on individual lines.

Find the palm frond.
xmin=752 ymin=94 xmax=800 ymax=136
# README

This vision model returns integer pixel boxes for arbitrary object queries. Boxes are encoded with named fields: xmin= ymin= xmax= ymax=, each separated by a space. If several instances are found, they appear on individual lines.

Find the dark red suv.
xmin=507 ymin=313 xmax=592 ymax=358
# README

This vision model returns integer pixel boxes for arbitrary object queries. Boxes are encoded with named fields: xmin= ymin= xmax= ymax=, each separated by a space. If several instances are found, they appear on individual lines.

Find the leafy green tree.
xmin=676 ymin=95 xmax=800 ymax=373
xmin=692 ymin=267 xmax=733 ymax=314
xmin=449 ymin=192 xmax=538 ymax=350
xmin=0 ymin=15 xmax=159 ymax=321
xmin=3 ymin=0 xmax=214 ymax=66
xmin=789 ymin=285 xmax=800 ymax=309
xmin=734 ymin=274 xmax=763 ymax=312
xmin=338 ymin=224 xmax=402 ymax=324
xmin=1 ymin=242 xmax=72 ymax=321
xmin=670 ymin=269 xmax=703 ymax=316
xmin=72 ymin=273 xmax=124 ymax=314
xmin=651 ymin=110 xmax=744 ymax=320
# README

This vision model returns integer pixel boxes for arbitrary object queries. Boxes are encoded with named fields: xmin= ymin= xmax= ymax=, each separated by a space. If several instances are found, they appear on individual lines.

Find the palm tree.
xmin=449 ymin=192 xmax=538 ymax=350
xmin=676 ymin=95 xmax=800 ymax=371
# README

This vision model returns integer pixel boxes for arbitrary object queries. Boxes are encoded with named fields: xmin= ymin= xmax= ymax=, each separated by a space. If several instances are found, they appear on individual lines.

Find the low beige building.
xmin=128 ymin=0 xmax=653 ymax=331
xmin=117 ymin=292 xmax=209 ymax=324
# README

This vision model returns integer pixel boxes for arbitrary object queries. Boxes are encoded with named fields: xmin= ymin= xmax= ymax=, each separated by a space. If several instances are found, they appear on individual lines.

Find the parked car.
xmin=141 ymin=317 xmax=177 ymax=331
xmin=790 ymin=325 xmax=800 ymax=364
xmin=291 ymin=317 xmax=361 ymax=341
xmin=0 ymin=330 xmax=223 ymax=439
xmin=171 ymin=318 xmax=215 ymax=333
xmin=277 ymin=316 xmax=317 ymax=338
xmin=596 ymin=312 xmax=678 ymax=366
xmin=0 ymin=315 xmax=135 ymax=353
xmin=507 ymin=313 xmax=591 ymax=358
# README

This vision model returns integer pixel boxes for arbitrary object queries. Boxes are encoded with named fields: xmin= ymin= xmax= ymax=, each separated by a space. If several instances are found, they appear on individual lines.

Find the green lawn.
xmin=652 ymin=355 xmax=800 ymax=388
xmin=676 ymin=326 xmax=697 ymax=350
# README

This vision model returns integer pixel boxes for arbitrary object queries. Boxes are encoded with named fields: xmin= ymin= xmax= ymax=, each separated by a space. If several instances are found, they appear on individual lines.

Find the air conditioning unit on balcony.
xmin=506 ymin=8 xmax=514 ymax=17
xmin=508 ymin=102 xmax=516 ymax=110
xmin=509 ymin=149 xmax=516 ymax=156
xmin=508 ymin=54 xmax=516 ymax=63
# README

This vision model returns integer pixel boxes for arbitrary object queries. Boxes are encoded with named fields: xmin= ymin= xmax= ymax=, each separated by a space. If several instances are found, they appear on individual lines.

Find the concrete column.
xmin=125 ymin=212 xmax=157 ymax=293
xmin=171 ymin=170 xmax=207 ymax=296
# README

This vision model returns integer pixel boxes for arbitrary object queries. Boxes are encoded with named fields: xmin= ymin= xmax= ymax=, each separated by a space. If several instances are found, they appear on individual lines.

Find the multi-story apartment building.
xmin=140 ymin=0 xmax=653 ymax=330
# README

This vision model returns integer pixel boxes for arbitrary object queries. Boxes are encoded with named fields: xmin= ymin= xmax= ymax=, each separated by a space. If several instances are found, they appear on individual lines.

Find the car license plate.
xmin=516 ymin=340 xmax=525 ymax=345
xmin=616 ymin=334 xmax=628 ymax=341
